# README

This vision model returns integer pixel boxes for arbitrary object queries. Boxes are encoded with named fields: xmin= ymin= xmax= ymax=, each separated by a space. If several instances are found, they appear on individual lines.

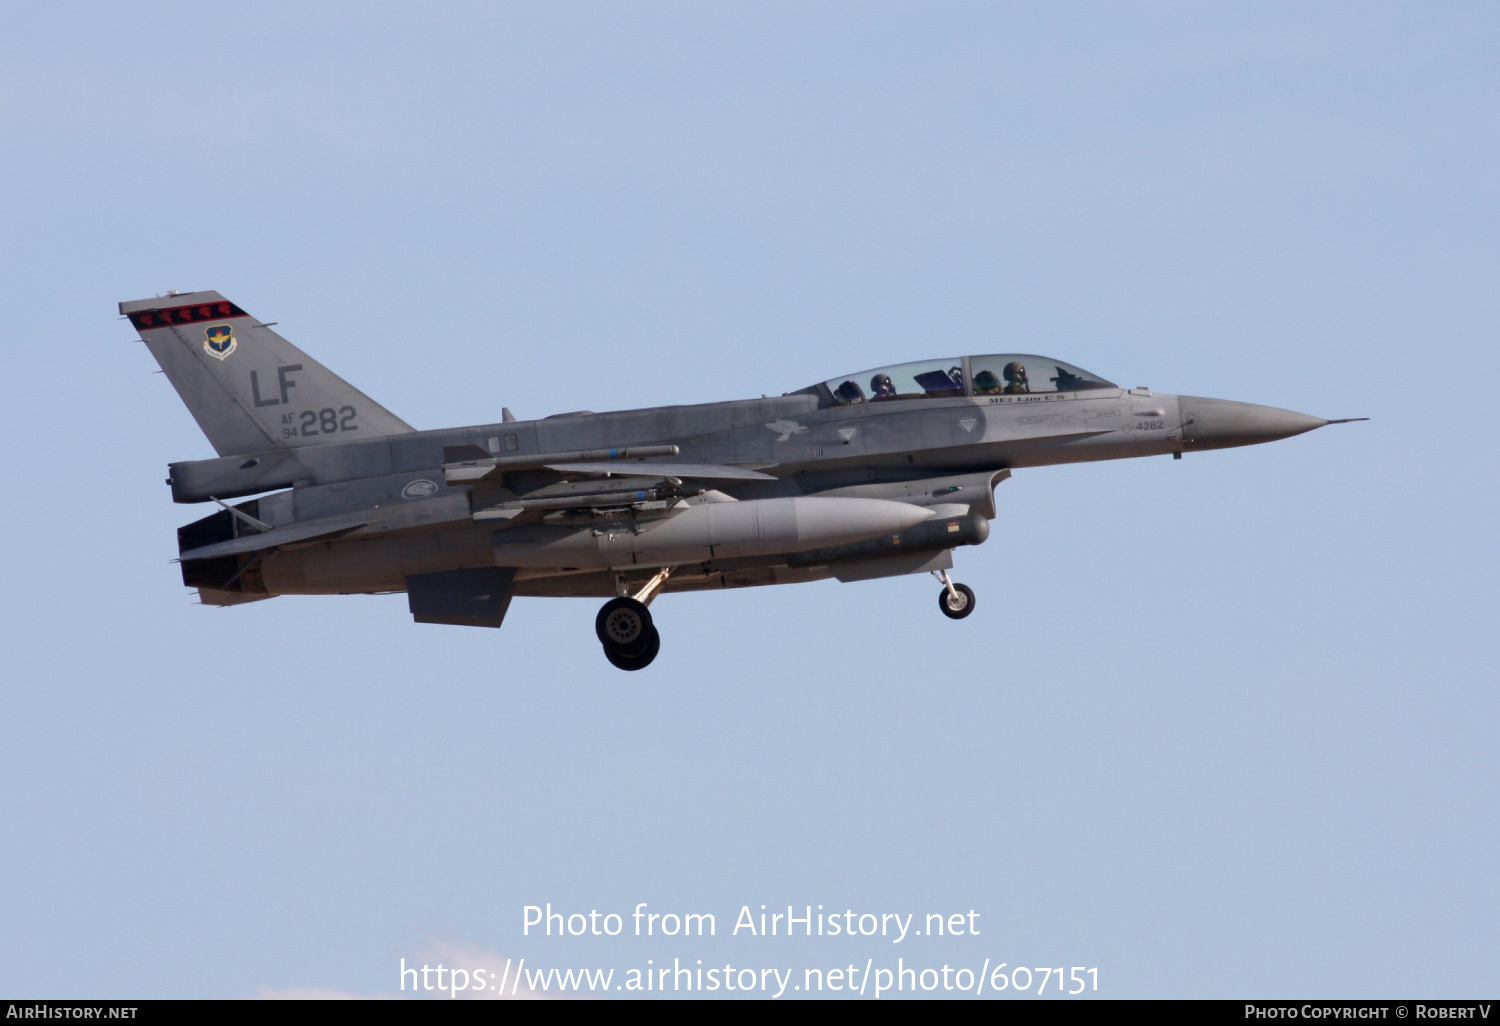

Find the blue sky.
xmin=0 ymin=2 xmax=1495 ymax=998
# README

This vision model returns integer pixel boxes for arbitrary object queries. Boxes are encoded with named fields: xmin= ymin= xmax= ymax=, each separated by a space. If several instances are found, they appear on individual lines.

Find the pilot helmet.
xmin=834 ymin=379 xmax=864 ymax=403
xmin=870 ymin=373 xmax=895 ymax=395
xmin=972 ymin=369 xmax=1001 ymax=393
xmin=1003 ymin=362 xmax=1028 ymax=386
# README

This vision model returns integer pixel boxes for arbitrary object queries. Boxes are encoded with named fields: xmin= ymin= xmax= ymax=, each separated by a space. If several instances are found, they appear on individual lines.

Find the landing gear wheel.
xmin=938 ymin=582 xmax=975 ymax=619
xmin=604 ymin=627 xmax=660 ymax=671
xmin=596 ymin=597 xmax=653 ymax=654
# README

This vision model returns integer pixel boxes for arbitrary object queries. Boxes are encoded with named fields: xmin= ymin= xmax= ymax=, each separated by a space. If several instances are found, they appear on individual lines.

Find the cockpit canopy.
xmin=813 ymin=354 xmax=1116 ymax=406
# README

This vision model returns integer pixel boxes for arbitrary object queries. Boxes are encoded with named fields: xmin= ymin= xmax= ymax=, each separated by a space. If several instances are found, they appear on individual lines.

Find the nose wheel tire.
xmin=938 ymin=582 xmax=975 ymax=619
xmin=596 ymin=597 xmax=653 ymax=654
xmin=604 ymin=626 xmax=660 ymax=671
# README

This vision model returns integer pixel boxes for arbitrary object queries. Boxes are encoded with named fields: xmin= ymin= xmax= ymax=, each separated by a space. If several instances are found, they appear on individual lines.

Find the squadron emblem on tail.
xmin=203 ymin=324 xmax=237 ymax=361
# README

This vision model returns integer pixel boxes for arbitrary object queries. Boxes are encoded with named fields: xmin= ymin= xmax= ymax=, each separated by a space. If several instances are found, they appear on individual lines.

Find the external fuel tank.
xmin=492 ymin=496 xmax=936 ymax=569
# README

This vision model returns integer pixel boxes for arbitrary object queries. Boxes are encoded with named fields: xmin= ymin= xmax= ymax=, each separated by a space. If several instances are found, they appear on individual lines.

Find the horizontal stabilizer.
xmin=179 ymin=518 xmax=367 ymax=561
xmin=543 ymin=462 xmax=776 ymax=481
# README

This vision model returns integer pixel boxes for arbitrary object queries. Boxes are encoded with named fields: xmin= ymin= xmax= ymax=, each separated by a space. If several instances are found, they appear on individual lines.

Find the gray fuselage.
xmin=172 ymin=383 xmax=1321 ymax=601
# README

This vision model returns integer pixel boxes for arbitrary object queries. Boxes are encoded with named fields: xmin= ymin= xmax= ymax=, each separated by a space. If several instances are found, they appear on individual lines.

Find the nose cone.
xmin=1179 ymin=396 xmax=1327 ymax=451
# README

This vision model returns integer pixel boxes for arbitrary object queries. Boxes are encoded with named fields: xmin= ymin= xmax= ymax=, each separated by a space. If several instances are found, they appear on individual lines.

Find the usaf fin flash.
xmin=126 ymin=290 xmax=1364 ymax=671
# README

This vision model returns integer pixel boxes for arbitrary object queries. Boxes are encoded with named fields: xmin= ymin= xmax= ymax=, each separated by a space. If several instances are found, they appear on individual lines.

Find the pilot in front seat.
xmin=870 ymin=373 xmax=898 ymax=400
xmin=1002 ymin=361 xmax=1030 ymax=394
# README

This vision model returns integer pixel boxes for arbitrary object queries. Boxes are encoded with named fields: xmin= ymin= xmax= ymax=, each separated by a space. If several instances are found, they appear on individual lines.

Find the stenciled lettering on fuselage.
xmin=979 ymin=392 xmax=1075 ymax=404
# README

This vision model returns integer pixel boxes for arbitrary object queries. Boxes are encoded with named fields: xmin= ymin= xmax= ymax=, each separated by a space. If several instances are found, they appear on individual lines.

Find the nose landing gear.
xmin=596 ymin=567 xmax=672 ymax=670
xmin=934 ymin=569 xmax=975 ymax=620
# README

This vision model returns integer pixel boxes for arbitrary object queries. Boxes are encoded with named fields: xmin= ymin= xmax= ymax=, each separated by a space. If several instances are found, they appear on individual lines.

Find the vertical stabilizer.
xmin=121 ymin=290 xmax=415 ymax=457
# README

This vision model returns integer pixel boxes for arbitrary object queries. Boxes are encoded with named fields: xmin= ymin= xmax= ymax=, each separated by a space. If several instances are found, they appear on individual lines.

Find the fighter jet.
xmin=126 ymin=290 xmax=1363 ymax=670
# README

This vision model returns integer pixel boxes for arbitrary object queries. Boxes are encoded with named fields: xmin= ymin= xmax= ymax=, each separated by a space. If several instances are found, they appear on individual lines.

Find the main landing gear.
xmin=596 ymin=567 xmax=671 ymax=670
xmin=595 ymin=597 xmax=660 ymax=671
xmin=934 ymin=569 xmax=975 ymax=620
xmin=597 ymin=566 xmax=975 ymax=668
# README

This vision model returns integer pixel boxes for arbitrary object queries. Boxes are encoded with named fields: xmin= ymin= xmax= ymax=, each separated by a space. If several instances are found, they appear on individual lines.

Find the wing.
xmin=441 ymin=443 xmax=777 ymax=485
xmin=542 ymin=462 xmax=775 ymax=481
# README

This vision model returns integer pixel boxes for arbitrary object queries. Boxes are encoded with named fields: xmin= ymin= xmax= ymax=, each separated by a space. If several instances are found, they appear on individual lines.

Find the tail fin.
xmin=121 ymin=290 xmax=415 ymax=457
